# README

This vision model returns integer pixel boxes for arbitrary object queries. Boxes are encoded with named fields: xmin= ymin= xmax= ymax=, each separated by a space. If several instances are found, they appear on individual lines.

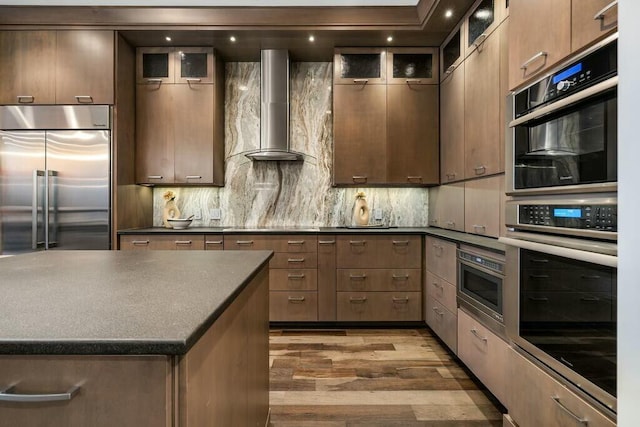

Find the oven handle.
xmin=458 ymin=258 xmax=504 ymax=279
xmin=509 ymin=76 xmax=617 ymax=128
xmin=499 ymin=236 xmax=617 ymax=267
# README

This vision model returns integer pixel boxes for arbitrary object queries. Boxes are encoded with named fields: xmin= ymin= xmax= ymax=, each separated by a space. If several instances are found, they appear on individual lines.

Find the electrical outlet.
xmin=209 ymin=208 xmax=222 ymax=220
xmin=193 ymin=209 xmax=202 ymax=220
xmin=373 ymin=208 xmax=383 ymax=221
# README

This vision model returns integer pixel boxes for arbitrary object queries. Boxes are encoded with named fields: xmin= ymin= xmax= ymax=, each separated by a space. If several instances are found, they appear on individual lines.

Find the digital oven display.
xmin=553 ymin=208 xmax=582 ymax=218
xmin=552 ymin=62 xmax=583 ymax=84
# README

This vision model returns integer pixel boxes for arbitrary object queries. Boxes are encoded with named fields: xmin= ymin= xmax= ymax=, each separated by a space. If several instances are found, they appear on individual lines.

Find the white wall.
xmin=618 ymin=0 xmax=639 ymax=425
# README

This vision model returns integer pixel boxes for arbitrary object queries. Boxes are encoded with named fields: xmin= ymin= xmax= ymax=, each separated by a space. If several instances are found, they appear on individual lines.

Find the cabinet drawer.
xmin=269 ymin=291 xmax=318 ymax=322
xmin=204 ymin=235 xmax=224 ymax=250
xmin=120 ymin=234 xmax=205 ymax=250
xmin=425 ymin=236 xmax=457 ymax=284
xmin=224 ymin=235 xmax=317 ymax=252
xmin=0 ymin=355 xmax=170 ymax=427
xmin=337 ymin=269 xmax=421 ymax=292
xmin=269 ymin=252 xmax=318 ymax=269
xmin=269 ymin=269 xmax=318 ymax=291
xmin=336 ymin=235 xmax=421 ymax=269
xmin=457 ymin=309 xmax=509 ymax=406
xmin=426 ymin=299 xmax=457 ymax=353
xmin=426 ymin=271 xmax=457 ymax=313
xmin=507 ymin=347 xmax=615 ymax=427
xmin=336 ymin=292 xmax=421 ymax=321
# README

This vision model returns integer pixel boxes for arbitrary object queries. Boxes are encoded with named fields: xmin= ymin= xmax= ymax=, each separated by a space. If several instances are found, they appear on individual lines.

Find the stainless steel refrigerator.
xmin=0 ymin=105 xmax=111 ymax=254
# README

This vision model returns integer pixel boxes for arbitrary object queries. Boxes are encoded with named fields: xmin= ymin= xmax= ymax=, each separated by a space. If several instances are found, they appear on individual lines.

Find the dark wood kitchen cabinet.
xmin=440 ymin=60 xmax=465 ymax=183
xmin=0 ymin=30 xmax=114 ymax=105
xmin=464 ymin=22 xmax=504 ymax=179
xmin=120 ymin=234 xmax=205 ymax=250
xmin=508 ymin=0 xmax=571 ymax=90
xmin=333 ymin=47 xmax=439 ymax=186
xmin=135 ymin=47 xmax=224 ymax=186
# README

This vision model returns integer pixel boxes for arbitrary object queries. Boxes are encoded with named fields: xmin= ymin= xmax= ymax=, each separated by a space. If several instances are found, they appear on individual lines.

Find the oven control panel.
xmin=519 ymin=204 xmax=617 ymax=232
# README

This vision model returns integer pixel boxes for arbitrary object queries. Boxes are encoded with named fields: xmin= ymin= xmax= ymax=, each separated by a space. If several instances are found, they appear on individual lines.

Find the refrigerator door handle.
xmin=46 ymin=170 xmax=59 ymax=248
xmin=32 ymin=169 xmax=46 ymax=250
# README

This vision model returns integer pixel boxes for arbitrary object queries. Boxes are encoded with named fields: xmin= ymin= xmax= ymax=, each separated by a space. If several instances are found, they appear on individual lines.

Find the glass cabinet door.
xmin=175 ymin=47 xmax=215 ymax=84
xmin=136 ymin=47 xmax=174 ymax=84
xmin=441 ymin=28 xmax=463 ymax=80
xmin=333 ymin=48 xmax=386 ymax=84
xmin=387 ymin=48 xmax=438 ymax=85
xmin=464 ymin=0 xmax=507 ymax=57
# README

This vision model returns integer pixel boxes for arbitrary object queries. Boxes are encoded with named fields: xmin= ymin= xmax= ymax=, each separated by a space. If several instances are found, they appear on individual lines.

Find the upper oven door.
xmin=506 ymin=35 xmax=618 ymax=196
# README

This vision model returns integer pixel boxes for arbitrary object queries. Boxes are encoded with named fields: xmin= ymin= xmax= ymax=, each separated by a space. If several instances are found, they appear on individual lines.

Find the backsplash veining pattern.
xmin=153 ymin=62 xmax=428 ymax=227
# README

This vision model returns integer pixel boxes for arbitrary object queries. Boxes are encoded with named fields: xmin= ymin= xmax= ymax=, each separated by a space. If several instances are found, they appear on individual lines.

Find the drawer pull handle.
xmin=445 ymin=172 xmax=456 ymax=180
xmin=288 ymin=258 xmax=305 ymax=263
xmin=551 ymin=396 xmax=589 ymax=425
xmin=530 ymin=258 xmax=549 ymax=263
xmin=472 ymin=224 xmax=486 ymax=231
xmin=147 ymin=175 xmax=163 ymax=180
xmin=352 ymin=176 xmax=368 ymax=183
xmin=236 ymin=240 xmax=254 ymax=245
xmin=205 ymin=240 xmax=223 ymax=245
xmin=288 ymin=273 xmax=306 ymax=279
xmin=473 ymin=165 xmax=486 ymax=175
xmin=132 ymin=240 xmax=150 ymax=245
xmin=406 ymin=176 xmax=423 ymax=182
xmin=528 ymin=297 xmax=549 ymax=302
xmin=185 ymin=78 xmax=202 ymax=83
xmin=470 ymin=328 xmax=488 ymax=343
xmin=559 ymin=175 xmax=574 ymax=181
xmin=287 ymin=240 xmax=305 ymax=245
xmin=431 ymin=282 xmax=443 ymax=290
xmin=392 ymin=297 xmax=409 ymax=303
xmin=580 ymin=296 xmax=601 ymax=302
xmin=594 ymin=0 xmax=617 ymax=20
xmin=392 ymin=240 xmax=409 ymax=246
xmin=529 ymin=274 xmax=549 ymax=279
xmin=0 ymin=385 xmax=80 ymax=403
xmin=405 ymin=79 xmax=422 ymax=84
xmin=581 ymin=275 xmax=601 ymax=280
xmin=444 ymin=65 xmax=455 ymax=75
xmin=319 ymin=240 xmax=335 ymax=245
xmin=74 ymin=95 xmax=93 ymax=103
xmin=349 ymin=296 xmax=367 ymax=303
xmin=430 ymin=219 xmax=439 ymax=225
xmin=349 ymin=274 xmax=367 ymax=280
xmin=353 ymin=79 xmax=369 ymax=84
xmin=392 ymin=274 xmax=409 ymax=280
xmin=472 ymin=33 xmax=488 ymax=48
xmin=17 ymin=95 xmax=35 ymax=103
xmin=175 ymin=240 xmax=192 ymax=245
xmin=185 ymin=175 xmax=202 ymax=180
xmin=445 ymin=221 xmax=456 ymax=227
xmin=288 ymin=296 xmax=306 ymax=303
xmin=145 ymin=78 xmax=163 ymax=83
xmin=520 ymin=51 xmax=548 ymax=71
xmin=432 ymin=244 xmax=444 ymax=256
xmin=432 ymin=307 xmax=444 ymax=316
xmin=349 ymin=240 xmax=366 ymax=246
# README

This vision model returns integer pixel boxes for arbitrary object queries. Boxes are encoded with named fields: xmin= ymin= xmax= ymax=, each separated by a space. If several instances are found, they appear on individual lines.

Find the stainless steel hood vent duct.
xmin=246 ymin=49 xmax=303 ymax=161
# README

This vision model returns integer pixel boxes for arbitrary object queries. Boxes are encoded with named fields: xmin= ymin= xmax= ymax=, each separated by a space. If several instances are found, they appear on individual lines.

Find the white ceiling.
xmin=0 ymin=0 xmax=418 ymax=5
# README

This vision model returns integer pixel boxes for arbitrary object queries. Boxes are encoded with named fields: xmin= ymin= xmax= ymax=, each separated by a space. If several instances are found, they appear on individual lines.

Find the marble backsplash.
xmin=153 ymin=62 xmax=428 ymax=228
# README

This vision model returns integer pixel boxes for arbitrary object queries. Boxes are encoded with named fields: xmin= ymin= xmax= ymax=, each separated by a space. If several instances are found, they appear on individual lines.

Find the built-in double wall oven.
xmin=501 ymin=33 xmax=618 ymax=418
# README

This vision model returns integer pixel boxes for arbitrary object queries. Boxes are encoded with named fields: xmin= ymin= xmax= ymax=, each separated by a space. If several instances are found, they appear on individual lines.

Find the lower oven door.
xmin=500 ymin=233 xmax=617 ymax=413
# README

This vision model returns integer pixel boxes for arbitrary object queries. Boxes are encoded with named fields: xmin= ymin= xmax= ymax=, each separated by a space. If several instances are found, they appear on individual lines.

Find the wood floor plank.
xmin=269 ymin=328 xmax=504 ymax=425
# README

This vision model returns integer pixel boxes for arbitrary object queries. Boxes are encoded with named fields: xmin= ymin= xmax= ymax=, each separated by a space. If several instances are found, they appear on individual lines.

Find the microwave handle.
xmin=499 ymin=236 xmax=617 ymax=267
xmin=509 ymin=76 xmax=618 ymax=128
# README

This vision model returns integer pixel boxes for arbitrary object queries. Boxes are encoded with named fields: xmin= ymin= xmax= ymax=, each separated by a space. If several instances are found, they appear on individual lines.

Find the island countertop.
xmin=0 ymin=250 xmax=272 ymax=355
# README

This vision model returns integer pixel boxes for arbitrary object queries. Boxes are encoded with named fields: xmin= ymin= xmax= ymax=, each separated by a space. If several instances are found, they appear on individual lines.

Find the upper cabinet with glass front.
xmin=136 ymin=47 xmax=214 ymax=84
xmin=464 ymin=0 xmax=508 ymax=57
xmin=440 ymin=23 xmax=464 ymax=82
xmin=386 ymin=47 xmax=438 ymax=85
xmin=333 ymin=48 xmax=386 ymax=84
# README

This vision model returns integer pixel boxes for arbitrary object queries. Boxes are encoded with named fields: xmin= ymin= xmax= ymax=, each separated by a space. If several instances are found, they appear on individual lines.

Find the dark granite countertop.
xmin=117 ymin=226 xmax=505 ymax=253
xmin=0 ymin=250 xmax=272 ymax=355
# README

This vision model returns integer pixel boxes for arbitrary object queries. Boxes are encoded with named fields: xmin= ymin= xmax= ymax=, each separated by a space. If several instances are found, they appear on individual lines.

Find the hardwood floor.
xmin=269 ymin=328 xmax=503 ymax=426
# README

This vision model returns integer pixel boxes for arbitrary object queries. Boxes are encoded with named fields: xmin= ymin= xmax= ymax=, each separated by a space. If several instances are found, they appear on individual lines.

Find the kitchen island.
xmin=0 ymin=250 xmax=272 ymax=427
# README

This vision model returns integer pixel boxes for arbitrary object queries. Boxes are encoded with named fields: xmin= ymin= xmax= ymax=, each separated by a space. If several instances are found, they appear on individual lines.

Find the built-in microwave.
xmin=506 ymin=33 xmax=617 ymax=196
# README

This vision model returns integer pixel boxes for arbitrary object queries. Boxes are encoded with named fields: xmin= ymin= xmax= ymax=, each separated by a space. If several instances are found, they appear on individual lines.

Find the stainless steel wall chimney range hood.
xmin=245 ymin=49 xmax=303 ymax=161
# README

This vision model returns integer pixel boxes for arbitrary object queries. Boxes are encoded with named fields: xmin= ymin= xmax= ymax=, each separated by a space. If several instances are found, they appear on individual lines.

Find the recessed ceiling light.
xmin=387 ymin=36 xmax=393 ymax=42
xmin=309 ymin=35 xmax=315 ymax=42
xmin=445 ymin=9 xmax=453 ymax=18
xmin=230 ymin=36 xmax=237 ymax=42
xmin=165 ymin=36 xmax=172 ymax=42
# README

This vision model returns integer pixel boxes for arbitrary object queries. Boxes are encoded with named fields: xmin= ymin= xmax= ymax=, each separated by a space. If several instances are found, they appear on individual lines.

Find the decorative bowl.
xmin=167 ymin=218 xmax=193 ymax=229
